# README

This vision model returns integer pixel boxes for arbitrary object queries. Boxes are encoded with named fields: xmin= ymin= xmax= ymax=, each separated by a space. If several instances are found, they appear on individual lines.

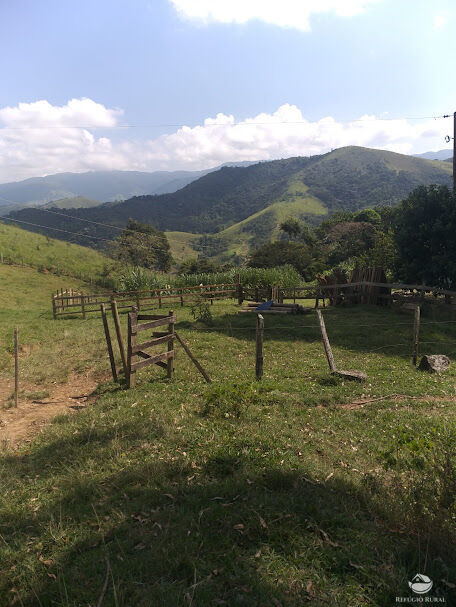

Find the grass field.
xmin=1 ymin=266 xmax=456 ymax=605
xmin=0 ymin=222 xmax=119 ymax=286
xmin=0 ymin=265 xmax=109 ymax=386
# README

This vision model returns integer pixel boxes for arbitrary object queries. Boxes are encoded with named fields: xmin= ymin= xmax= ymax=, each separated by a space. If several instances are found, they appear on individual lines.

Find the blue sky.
xmin=0 ymin=0 xmax=455 ymax=182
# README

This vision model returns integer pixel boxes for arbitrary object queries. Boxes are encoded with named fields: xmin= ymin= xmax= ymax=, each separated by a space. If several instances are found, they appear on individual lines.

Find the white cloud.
xmin=433 ymin=13 xmax=447 ymax=29
xmin=169 ymin=0 xmax=380 ymax=31
xmin=0 ymin=99 xmax=450 ymax=183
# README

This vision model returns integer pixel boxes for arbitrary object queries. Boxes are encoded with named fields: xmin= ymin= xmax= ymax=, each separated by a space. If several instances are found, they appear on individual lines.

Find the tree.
xmin=248 ymin=241 xmax=317 ymax=280
xmin=324 ymin=221 xmax=377 ymax=265
xmin=112 ymin=219 xmax=172 ymax=271
xmin=394 ymin=185 xmax=456 ymax=286
xmin=279 ymin=218 xmax=302 ymax=240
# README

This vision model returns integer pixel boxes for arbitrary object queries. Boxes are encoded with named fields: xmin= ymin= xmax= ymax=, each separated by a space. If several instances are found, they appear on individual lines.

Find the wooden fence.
xmin=244 ymin=282 xmax=456 ymax=308
xmin=52 ymin=283 xmax=239 ymax=319
xmin=127 ymin=308 xmax=175 ymax=388
xmin=52 ymin=280 xmax=456 ymax=319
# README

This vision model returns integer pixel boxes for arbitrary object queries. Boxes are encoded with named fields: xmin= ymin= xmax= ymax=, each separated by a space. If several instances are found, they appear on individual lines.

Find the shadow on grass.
xmin=1 ymin=428 xmax=454 ymax=607
xmin=184 ymin=304 xmax=456 ymax=362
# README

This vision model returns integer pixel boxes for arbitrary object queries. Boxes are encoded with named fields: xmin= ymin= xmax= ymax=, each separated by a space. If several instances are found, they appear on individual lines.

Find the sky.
xmin=0 ymin=0 xmax=455 ymax=183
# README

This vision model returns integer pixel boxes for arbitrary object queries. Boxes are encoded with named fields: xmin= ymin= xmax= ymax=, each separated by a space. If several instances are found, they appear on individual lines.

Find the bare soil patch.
xmin=0 ymin=372 xmax=102 ymax=448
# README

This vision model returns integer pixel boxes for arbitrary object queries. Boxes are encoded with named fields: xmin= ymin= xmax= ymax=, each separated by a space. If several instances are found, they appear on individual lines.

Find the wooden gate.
xmin=127 ymin=307 xmax=176 ymax=388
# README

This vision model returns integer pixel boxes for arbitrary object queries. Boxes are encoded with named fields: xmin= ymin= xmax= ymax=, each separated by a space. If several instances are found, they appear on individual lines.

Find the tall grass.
xmin=117 ymin=265 xmax=304 ymax=292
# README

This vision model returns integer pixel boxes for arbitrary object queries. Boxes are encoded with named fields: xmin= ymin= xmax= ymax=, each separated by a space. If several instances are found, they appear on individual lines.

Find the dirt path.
xmin=0 ymin=373 xmax=102 ymax=448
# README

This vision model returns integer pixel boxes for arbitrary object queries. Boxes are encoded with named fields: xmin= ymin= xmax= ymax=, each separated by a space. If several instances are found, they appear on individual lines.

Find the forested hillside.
xmin=6 ymin=147 xmax=452 ymax=260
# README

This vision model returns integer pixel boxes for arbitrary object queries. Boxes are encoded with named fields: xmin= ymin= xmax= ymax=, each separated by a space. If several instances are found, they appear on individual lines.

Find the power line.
xmin=0 ymin=114 xmax=450 ymax=131
xmin=1 ymin=216 xmax=115 ymax=243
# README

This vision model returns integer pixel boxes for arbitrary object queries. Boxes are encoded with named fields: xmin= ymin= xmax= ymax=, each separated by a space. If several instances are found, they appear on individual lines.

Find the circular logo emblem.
xmin=408 ymin=574 xmax=433 ymax=595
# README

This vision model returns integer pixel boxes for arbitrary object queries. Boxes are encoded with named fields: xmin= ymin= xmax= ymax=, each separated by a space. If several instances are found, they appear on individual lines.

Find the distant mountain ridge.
xmin=0 ymin=161 xmax=258 ymax=210
xmin=414 ymin=149 xmax=453 ymax=161
xmin=5 ymin=146 xmax=452 ymax=261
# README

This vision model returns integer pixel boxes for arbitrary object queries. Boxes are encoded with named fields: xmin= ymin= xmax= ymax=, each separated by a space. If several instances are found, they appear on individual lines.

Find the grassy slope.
xmin=0 ymin=266 xmax=109 ymax=385
xmin=1 ymin=290 xmax=456 ymax=605
xmin=42 ymin=196 xmax=102 ymax=209
xmin=217 ymin=181 xmax=327 ymax=258
xmin=165 ymin=230 xmax=201 ymax=262
xmin=0 ymin=222 xmax=117 ymax=283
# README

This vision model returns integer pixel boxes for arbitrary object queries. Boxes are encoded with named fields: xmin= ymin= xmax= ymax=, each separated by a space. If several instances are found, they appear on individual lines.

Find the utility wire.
xmin=0 ymin=114 xmax=450 ymax=130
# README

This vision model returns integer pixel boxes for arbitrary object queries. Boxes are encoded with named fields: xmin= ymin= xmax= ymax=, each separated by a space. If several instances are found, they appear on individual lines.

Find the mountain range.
xmin=5 ymin=146 xmax=453 ymax=262
xmin=414 ymin=149 xmax=453 ymax=161
xmin=0 ymin=161 xmax=258 ymax=215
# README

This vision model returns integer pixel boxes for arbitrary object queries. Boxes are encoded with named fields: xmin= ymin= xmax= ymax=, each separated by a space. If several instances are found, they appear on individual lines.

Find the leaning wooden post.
xmin=255 ymin=313 xmax=264 ymax=380
xmin=412 ymin=305 xmax=421 ymax=366
xmin=111 ymin=298 xmax=128 ymax=377
xmin=316 ymin=309 xmax=337 ymax=373
xmin=100 ymin=304 xmax=118 ymax=382
xmin=127 ymin=306 xmax=138 ymax=388
xmin=14 ymin=327 xmax=18 ymax=407
xmin=167 ymin=310 xmax=175 ymax=379
xmin=175 ymin=331 xmax=211 ymax=383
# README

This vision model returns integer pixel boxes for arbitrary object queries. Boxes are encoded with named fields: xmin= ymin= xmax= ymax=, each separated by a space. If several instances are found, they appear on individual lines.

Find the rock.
xmin=418 ymin=354 xmax=450 ymax=373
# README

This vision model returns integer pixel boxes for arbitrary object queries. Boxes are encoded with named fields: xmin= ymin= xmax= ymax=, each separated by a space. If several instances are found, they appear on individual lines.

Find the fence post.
xmin=81 ymin=292 xmax=86 ymax=319
xmin=100 ymin=304 xmax=118 ymax=382
xmin=237 ymin=279 xmax=244 ymax=305
xmin=14 ymin=327 xmax=18 ymax=406
xmin=412 ymin=305 xmax=421 ymax=366
xmin=167 ymin=310 xmax=175 ymax=379
xmin=127 ymin=306 xmax=138 ymax=388
xmin=256 ymin=314 xmax=264 ymax=380
xmin=180 ymin=288 xmax=184 ymax=307
xmin=52 ymin=294 xmax=57 ymax=320
xmin=111 ymin=298 xmax=128 ymax=378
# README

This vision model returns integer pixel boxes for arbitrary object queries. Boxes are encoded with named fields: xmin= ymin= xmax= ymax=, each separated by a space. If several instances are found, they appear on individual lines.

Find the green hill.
xmin=0 ymin=221 xmax=118 ymax=285
xmin=7 ymin=146 xmax=453 ymax=261
xmin=42 ymin=195 xmax=102 ymax=209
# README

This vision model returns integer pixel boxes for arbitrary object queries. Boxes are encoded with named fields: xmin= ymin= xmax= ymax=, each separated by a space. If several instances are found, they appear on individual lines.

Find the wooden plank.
xmin=137 ymin=313 xmax=170 ymax=321
xmin=133 ymin=334 xmax=173 ymax=353
xmin=111 ymin=299 xmax=128 ymax=377
xmin=167 ymin=310 xmax=175 ymax=379
xmin=101 ymin=303 xmax=118 ymax=382
xmin=175 ymin=331 xmax=211 ymax=383
xmin=132 ymin=315 xmax=177 ymax=332
xmin=131 ymin=350 xmax=174 ymax=372
xmin=127 ymin=307 xmax=137 ymax=388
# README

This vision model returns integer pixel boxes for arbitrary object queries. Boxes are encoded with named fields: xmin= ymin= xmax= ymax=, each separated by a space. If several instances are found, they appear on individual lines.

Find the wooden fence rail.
xmin=52 ymin=283 xmax=239 ymax=319
xmin=127 ymin=308 xmax=175 ymax=388
xmin=52 ymin=280 xmax=456 ymax=319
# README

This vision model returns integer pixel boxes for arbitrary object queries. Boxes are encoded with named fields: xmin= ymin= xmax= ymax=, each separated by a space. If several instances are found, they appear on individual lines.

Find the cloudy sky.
xmin=0 ymin=0 xmax=455 ymax=183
